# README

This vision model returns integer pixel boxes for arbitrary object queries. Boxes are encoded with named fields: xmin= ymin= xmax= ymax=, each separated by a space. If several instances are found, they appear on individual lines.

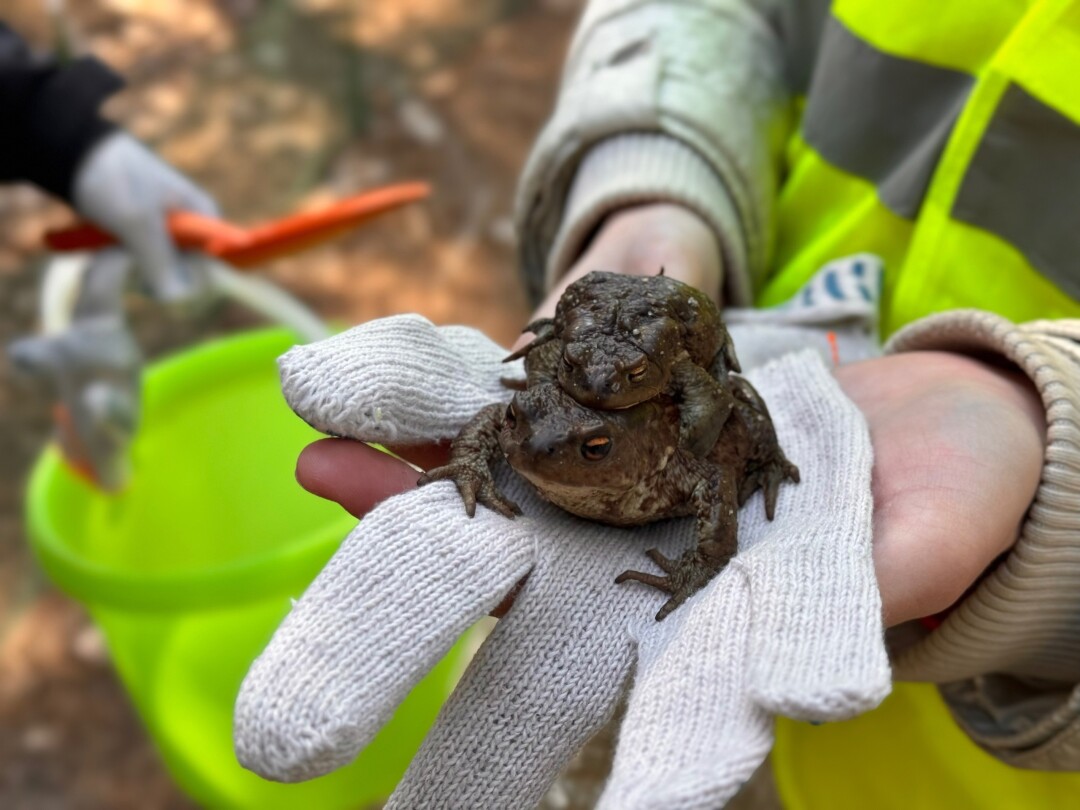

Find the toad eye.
xmin=581 ymin=436 xmax=612 ymax=461
xmin=627 ymin=361 xmax=649 ymax=383
xmin=505 ymin=403 xmax=517 ymax=428
xmin=562 ymin=352 xmax=575 ymax=372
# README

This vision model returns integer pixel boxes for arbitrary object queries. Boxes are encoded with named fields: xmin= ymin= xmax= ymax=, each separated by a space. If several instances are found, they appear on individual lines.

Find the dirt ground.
xmin=0 ymin=1 xmax=780 ymax=807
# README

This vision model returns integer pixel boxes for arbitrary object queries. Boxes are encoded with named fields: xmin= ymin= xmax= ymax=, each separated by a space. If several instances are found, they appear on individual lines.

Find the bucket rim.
xmin=24 ymin=328 xmax=355 ymax=613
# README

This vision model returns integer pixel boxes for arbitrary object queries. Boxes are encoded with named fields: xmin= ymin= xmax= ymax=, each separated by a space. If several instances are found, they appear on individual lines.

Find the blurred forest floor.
xmin=0 ymin=1 xmax=780 ymax=807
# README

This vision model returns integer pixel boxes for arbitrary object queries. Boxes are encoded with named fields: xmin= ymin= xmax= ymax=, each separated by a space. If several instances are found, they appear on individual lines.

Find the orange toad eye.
xmin=581 ymin=436 xmax=612 ymax=461
xmin=627 ymin=362 xmax=649 ymax=383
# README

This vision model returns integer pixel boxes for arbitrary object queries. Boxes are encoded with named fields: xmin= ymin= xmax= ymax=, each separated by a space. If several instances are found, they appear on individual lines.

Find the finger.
xmin=167 ymin=177 xmax=220 ymax=217
xmin=73 ymin=249 xmax=130 ymax=320
xmin=279 ymin=316 xmax=517 ymax=446
xmin=388 ymin=491 xmax=686 ymax=809
xmin=296 ymin=438 xmax=423 ymax=518
xmin=600 ymin=571 xmax=773 ymax=809
xmin=741 ymin=354 xmax=889 ymax=722
xmin=123 ymin=210 xmax=197 ymax=303
xmin=386 ymin=440 xmax=451 ymax=471
xmin=234 ymin=480 xmax=538 ymax=783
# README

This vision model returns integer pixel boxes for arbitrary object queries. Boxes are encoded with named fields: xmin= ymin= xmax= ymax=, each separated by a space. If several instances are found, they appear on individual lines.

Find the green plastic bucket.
xmin=25 ymin=328 xmax=465 ymax=809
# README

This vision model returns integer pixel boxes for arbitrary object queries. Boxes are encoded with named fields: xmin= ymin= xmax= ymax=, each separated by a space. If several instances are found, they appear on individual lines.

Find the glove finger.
xmin=71 ymin=249 xmax=130 ymax=320
xmin=163 ymin=175 xmax=220 ymax=217
xmin=122 ymin=209 xmax=203 ymax=304
xmin=739 ymin=353 xmax=889 ymax=721
xmin=279 ymin=315 xmax=524 ymax=445
xmin=388 ymin=483 xmax=695 ymax=809
xmin=599 ymin=569 xmax=773 ymax=810
xmin=233 ymin=478 xmax=537 ymax=782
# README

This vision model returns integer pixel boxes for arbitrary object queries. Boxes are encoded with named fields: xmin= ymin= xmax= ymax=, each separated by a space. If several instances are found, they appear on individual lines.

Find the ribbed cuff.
xmin=884 ymin=311 xmax=1080 ymax=683
xmin=541 ymin=134 xmax=754 ymax=307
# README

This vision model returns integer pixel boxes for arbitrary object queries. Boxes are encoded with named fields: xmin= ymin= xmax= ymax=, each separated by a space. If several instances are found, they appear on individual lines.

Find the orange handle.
xmin=220 ymin=181 xmax=430 ymax=267
xmin=43 ymin=181 xmax=431 ymax=267
xmin=44 ymin=211 xmax=250 ymax=254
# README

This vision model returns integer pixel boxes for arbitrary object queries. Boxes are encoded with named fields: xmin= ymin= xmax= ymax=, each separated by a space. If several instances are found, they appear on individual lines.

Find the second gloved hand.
xmin=72 ymin=131 xmax=218 ymax=307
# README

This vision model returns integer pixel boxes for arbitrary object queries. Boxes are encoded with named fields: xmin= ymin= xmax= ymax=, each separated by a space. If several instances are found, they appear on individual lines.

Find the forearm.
xmin=525 ymin=202 xmax=724 ymax=326
xmin=515 ymin=0 xmax=804 ymax=307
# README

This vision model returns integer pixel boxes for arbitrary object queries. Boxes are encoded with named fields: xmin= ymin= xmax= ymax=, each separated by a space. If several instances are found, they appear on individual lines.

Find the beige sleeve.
xmin=884 ymin=310 xmax=1080 ymax=770
xmin=513 ymin=0 xmax=795 ymax=306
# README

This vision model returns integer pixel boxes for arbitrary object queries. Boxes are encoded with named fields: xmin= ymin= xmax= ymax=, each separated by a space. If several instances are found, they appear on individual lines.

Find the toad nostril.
xmin=546 ymin=445 xmax=555 ymax=456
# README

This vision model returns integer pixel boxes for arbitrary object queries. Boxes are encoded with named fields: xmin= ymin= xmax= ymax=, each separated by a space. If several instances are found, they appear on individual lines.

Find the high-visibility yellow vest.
xmin=768 ymin=1 xmax=1080 ymax=806
xmin=761 ymin=0 xmax=1080 ymax=337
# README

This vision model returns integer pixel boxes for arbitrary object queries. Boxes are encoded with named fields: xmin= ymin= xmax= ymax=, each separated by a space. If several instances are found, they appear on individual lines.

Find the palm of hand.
xmin=834 ymin=351 xmax=1045 ymax=626
xmin=299 ymin=351 xmax=1043 ymax=629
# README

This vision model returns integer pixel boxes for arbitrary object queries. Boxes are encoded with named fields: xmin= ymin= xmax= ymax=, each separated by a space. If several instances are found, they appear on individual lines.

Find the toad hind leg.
xmin=617 ymin=470 xmax=739 ymax=620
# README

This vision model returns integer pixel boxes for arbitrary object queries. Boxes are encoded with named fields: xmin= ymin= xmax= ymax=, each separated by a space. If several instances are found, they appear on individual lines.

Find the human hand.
xmin=234 ymin=314 xmax=889 ymax=808
xmin=529 ymin=202 xmax=725 ymax=325
xmin=7 ymin=308 xmax=140 ymax=489
xmin=72 ymin=131 xmax=219 ymax=307
xmin=296 ymin=326 xmax=1045 ymax=635
xmin=835 ymin=350 xmax=1045 ymax=628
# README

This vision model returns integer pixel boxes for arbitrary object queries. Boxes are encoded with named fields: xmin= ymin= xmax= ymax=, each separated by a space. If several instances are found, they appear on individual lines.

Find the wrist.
xmin=524 ymin=203 xmax=723 ymax=332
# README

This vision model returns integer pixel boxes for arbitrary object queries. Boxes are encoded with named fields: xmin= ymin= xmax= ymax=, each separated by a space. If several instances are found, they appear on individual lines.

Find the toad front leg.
xmin=501 ymin=335 xmax=561 ymax=391
xmin=616 ymin=465 xmax=740 ymax=620
xmin=418 ymin=402 xmax=522 ymax=518
xmin=670 ymin=359 xmax=737 ymax=458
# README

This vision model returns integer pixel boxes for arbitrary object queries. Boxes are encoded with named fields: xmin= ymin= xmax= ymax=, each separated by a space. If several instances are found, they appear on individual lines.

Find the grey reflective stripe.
xmin=952 ymin=84 xmax=1080 ymax=301
xmin=759 ymin=0 xmax=834 ymax=94
xmin=803 ymin=16 xmax=973 ymax=218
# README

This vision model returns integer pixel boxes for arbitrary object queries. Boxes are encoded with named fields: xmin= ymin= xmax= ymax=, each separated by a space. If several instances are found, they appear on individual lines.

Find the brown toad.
xmin=506 ymin=270 xmax=741 ymax=458
xmin=418 ymin=375 xmax=799 ymax=620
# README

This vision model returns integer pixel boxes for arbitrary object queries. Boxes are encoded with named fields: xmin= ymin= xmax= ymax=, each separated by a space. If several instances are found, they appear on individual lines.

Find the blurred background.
xmin=0 ymin=0 xmax=567 ymax=805
xmin=0 ymin=2 xmax=780 ymax=808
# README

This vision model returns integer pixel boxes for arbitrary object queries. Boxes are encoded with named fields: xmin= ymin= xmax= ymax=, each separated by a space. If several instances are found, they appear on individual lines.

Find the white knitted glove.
xmin=725 ymin=253 xmax=882 ymax=369
xmin=73 ymin=131 xmax=219 ymax=307
xmin=235 ymin=260 xmax=890 ymax=808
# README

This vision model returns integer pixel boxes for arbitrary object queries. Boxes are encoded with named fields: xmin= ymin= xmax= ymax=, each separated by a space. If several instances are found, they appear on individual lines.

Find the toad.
xmin=418 ymin=375 xmax=799 ymax=620
xmin=506 ymin=270 xmax=741 ymax=458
